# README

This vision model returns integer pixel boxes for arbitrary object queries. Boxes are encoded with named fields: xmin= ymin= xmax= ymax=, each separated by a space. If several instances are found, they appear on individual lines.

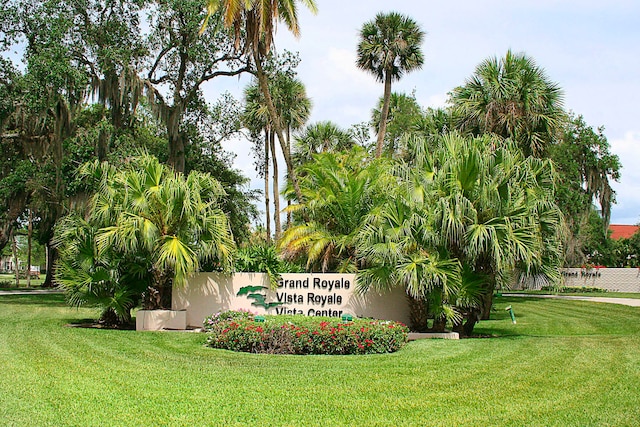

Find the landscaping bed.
xmin=203 ymin=310 xmax=408 ymax=355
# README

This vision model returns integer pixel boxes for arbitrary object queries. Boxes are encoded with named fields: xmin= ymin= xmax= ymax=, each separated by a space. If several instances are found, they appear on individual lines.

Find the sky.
xmin=209 ymin=1 xmax=640 ymax=224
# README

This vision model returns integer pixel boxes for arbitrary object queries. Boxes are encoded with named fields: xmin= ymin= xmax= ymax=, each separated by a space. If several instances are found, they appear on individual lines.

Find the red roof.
xmin=609 ymin=224 xmax=639 ymax=240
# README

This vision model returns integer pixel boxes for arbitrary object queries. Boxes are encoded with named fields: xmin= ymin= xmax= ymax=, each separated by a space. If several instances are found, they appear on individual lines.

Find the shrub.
xmin=204 ymin=310 xmax=408 ymax=355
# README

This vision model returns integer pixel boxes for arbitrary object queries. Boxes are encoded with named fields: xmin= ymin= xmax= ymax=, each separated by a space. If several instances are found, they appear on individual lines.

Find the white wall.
xmin=173 ymin=272 xmax=411 ymax=328
xmin=516 ymin=268 xmax=640 ymax=293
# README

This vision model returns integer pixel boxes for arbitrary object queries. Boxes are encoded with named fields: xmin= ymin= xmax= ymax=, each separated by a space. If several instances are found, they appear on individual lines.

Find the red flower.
xmin=256 ymin=326 xmax=264 ymax=333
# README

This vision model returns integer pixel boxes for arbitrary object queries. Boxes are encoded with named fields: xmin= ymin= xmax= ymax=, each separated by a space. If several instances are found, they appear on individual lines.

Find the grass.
xmin=0 ymin=272 xmax=45 ymax=288
xmin=1 ymin=294 xmax=639 ymax=426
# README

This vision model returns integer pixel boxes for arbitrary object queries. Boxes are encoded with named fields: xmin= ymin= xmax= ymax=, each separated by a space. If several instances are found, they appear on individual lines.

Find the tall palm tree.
xmin=202 ymin=0 xmax=318 ymax=204
xmin=356 ymin=12 xmax=425 ymax=158
xmin=450 ymin=50 xmax=565 ymax=157
xmin=371 ymin=92 xmax=423 ymax=155
xmin=243 ymin=73 xmax=311 ymax=239
xmin=243 ymin=81 xmax=273 ymax=241
xmin=292 ymin=121 xmax=354 ymax=164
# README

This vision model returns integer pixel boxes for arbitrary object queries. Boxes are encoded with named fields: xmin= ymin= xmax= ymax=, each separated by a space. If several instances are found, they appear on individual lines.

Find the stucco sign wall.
xmin=173 ymin=272 xmax=410 ymax=328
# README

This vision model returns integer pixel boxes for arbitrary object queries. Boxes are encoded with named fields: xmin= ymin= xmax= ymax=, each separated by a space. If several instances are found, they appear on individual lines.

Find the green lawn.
xmin=1 ymin=294 xmax=639 ymax=426
xmin=0 ymin=272 xmax=45 ymax=288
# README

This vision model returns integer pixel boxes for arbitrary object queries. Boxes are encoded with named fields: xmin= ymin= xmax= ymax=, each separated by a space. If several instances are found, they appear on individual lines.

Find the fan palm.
xmin=371 ymin=92 xmax=423 ymax=155
xmin=80 ymin=154 xmax=235 ymax=310
xmin=243 ymin=73 xmax=311 ymax=239
xmin=356 ymin=132 xmax=565 ymax=335
xmin=450 ymin=50 xmax=565 ymax=157
xmin=54 ymin=214 xmax=149 ymax=326
xmin=292 ymin=121 xmax=354 ymax=164
xmin=356 ymin=12 xmax=425 ymax=158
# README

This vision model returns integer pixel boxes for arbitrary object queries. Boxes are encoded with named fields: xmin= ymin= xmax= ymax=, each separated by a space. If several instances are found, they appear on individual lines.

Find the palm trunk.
xmin=285 ymin=127 xmax=292 ymax=228
xmin=254 ymin=53 xmax=306 ymax=214
xmin=144 ymin=269 xmax=173 ymax=310
xmin=264 ymin=129 xmax=271 ymax=243
xmin=480 ymin=291 xmax=494 ymax=320
xmin=462 ymin=309 xmax=481 ymax=337
xmin=407 ymin=294 xmax=428 ymax=332
xmin=375 ymin=73 xmax=393 ymax=158
xmin=432 ymin=317 xmax=447 ymax=333
xmin=270 ymin=130 xmax=282 ymax=240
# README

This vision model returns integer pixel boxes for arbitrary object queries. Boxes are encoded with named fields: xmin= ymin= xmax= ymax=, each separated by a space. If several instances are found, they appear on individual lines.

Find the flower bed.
xmin=203 ymin=310 xmax=408 ymax=355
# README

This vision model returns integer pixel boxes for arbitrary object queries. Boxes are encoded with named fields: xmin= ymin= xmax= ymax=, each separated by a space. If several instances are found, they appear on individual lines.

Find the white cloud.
xmin=415 ymin=93 xmax=449 ymax=110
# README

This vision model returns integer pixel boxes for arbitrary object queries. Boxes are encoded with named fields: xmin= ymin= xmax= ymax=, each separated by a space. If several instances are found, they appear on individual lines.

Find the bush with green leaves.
xmin=54 ymin=154 xmax=235 ymax=325
xmin=234 ymin=244 xmax=303 ymax=288
xmin=204 ymin=310 xmax=408 ymax=355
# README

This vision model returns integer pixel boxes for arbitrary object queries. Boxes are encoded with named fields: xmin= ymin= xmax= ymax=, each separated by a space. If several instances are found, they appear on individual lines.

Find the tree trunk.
xmin=143 ymin=269 xmax=173 ymax=310
xmin=42 ymin=243 xmax=57 ymax=288
xmin=254 ymin=53 xmax=306 ymax=214
xmin=285 ymin=127 xmax=292 ymax=228
xmin=480 ymin=290 xmax=494 ymax=320
xmin=375 ymin=73 xmax=393 ymax=158
xmin=407 ymin=294 xmax=429 ymax=332
xmin=0 ymin=192 xmax=28 ymax=254
xmin=165 ymin=104 xmax=186 ymax=173
xmin=27 ymin=209 xmax=32 ymax=288
xmin=431 ymin=317 xmax=447 ymax=333
xmin=264 ymin=129 xmax=271 ymax=243
xmin=168 ymin=131 xmax=185 ymax=173
xmin=462 ymin=309 xmax=481 ymax=337
xmin=270 ymin=130 xmax=282 ymax=240
xmin=12 ymin=233 xmax=19 ymax=288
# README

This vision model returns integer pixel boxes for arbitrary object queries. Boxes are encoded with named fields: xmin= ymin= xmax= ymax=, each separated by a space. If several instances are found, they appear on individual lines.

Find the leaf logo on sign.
xmin=237 ymin=285 xmax=284 ymax=310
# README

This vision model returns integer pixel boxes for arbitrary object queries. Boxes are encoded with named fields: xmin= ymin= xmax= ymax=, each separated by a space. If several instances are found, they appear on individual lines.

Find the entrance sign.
xmin=173 ymin=273 xmax=410 ymax=328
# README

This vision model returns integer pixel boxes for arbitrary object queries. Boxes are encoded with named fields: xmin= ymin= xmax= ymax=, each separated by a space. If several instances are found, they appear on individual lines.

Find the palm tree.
xmin=278 ymin=147 xmax=391 ymax=272
xmin=356 ymin=132 xmax=565 ymax=335
xmin=356 ymin=12 xmax=425 ymax=158
xmin=243 ymin=72 xmax=311 ymax=239
xmin=371 ymin=92 xmax=423 ymax=155
xmin=431 ymin=133 xmax=564 ymax=331
xmin=243 ymin=81 xmax=273 ymax=241
xmin=78 ymin=154 xmax=235 ymax=310
xmin=450 ymin=50 xmax=565 ymax=157
xmin=292 ymin=121 xmax=354 ymax=164
xmin=54 ymin=214 xmax=149 ymax=326
xmin=201 ymin=0 xmax=318 ymax=204
xmin=356 ymin=193 xmax=464 ymax=332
